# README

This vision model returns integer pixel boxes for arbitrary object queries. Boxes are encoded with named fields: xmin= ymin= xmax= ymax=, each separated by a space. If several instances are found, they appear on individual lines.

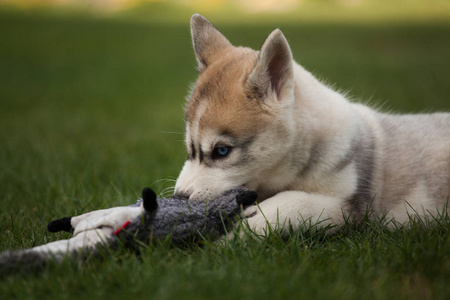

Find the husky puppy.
xmin=175 ymin=14 xmax=450 ymax=235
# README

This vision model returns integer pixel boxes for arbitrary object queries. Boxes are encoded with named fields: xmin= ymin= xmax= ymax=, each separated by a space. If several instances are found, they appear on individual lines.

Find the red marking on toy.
xmin=114 ymin=220 xmax=130 ymax=235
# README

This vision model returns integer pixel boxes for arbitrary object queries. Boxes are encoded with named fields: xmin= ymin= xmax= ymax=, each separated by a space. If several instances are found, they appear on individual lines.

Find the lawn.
xmin=0 ymin=5 xmax=449 ymax=299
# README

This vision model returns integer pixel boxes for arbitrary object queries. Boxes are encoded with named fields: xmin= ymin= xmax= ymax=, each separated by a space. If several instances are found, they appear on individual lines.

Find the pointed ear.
xmin=247 ymin=29 xmax=294 ymax=101
xmin=190 ymin=13 xmax=232 ymax=72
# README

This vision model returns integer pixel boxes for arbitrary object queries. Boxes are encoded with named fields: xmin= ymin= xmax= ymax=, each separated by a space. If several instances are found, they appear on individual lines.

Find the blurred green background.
xmin=0 ymin=0 xmax=449 ymax=298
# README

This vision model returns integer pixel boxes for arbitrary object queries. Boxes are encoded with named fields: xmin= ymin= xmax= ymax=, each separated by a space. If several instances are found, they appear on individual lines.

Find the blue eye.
xmin=213 ymin=146 xmax=231 ymax=158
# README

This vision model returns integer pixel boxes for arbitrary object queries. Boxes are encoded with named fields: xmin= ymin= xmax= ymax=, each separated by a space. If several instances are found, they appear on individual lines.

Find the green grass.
xmin=0 ymin=7 xmax=450 ymax=299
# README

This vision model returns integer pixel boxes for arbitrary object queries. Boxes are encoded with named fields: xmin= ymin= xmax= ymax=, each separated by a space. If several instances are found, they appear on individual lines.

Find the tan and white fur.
xmin=175 ymin=14 xmax=450 ymax=235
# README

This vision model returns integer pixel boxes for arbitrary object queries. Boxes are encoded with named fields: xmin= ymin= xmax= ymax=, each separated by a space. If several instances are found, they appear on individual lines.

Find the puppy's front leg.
xmin=243 ymin=191 xmax=346 ymax=236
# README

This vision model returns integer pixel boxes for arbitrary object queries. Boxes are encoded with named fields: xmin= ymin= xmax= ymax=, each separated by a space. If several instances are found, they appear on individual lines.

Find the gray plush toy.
xmin=0 ymin=188 xmax=257 ymax=275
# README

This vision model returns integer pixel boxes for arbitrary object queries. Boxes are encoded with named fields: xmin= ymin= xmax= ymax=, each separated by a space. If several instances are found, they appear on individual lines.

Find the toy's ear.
xmin=48 ymin=217 xmax=73 ymax=233
xmin=236 ymin=191 xmax=258 ymax=206
xmin=142 ymin=187 xmax=158 ymax=213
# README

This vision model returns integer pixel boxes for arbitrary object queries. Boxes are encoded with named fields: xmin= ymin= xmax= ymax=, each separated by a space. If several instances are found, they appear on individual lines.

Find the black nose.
xmin=236 ymin=191 xmax=258 ymax=206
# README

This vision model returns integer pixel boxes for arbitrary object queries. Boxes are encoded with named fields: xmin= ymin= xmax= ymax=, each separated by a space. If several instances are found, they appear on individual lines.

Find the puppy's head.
xmin=175 ymin=14 xmax=296 ymax=201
